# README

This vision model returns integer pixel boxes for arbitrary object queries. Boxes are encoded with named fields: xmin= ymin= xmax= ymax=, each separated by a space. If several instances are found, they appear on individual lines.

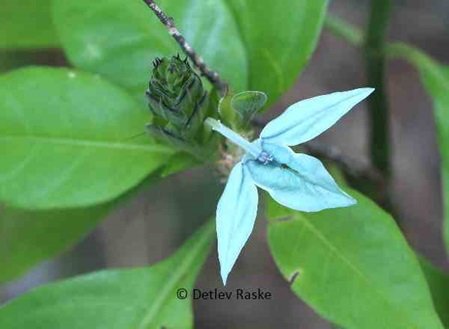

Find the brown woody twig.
xmin=142 ymin=1 xmax=382 ymax=186
xmin=142 ymin=0 xmax=228 ymax=95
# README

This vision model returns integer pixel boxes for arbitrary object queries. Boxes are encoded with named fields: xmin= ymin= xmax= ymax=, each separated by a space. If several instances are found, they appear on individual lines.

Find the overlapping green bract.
xmin=145 ymin=56 xmax=218 ymax=157
xmin=147 ymin=56 xmax=206 ymax=126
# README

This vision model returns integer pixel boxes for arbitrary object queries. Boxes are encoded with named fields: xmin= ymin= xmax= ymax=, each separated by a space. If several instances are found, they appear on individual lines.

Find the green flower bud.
xmin=145 ymin=55 xmax=219 ymax=159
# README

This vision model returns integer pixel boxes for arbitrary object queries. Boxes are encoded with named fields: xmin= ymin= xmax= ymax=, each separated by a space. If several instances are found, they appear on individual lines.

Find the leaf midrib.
xmin=136 ymin=221 xmax=214 ymax=329
xmin=295 ymin=216 xmax=431 ymax=329
xmin=222 ymin=0 xmax=250 ymax=90
xmin=0 ymin=135 xmax=172 ymax=153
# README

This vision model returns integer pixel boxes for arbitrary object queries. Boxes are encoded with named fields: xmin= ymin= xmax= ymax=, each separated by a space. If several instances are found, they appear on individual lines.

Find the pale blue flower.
xmin=206 ymin=88 xmax=374 ymax=285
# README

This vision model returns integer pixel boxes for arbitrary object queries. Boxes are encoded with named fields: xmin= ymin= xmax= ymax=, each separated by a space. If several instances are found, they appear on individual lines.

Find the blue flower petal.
xmin=260 ymin=88 xmax=374 ymax=146
xmin=216 ymin=161 xmax=258 ymax=285
xmin=246 ymin=143 xmax=356 ymax=212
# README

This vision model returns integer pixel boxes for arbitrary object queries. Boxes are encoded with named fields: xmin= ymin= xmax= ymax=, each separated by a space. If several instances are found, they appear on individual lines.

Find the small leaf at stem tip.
xmin=231 ymin=91 xmax=268 ymax=123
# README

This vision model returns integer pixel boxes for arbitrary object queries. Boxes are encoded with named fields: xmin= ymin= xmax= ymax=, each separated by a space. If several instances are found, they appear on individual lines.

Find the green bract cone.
xmin=145 ymin=55 xmax=218 ymax=158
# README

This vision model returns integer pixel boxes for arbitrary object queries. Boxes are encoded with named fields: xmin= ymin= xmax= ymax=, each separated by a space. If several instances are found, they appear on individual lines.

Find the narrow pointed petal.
xmin=260 ymin=88 xmax=374 ymax=146
xmin=246 ymin=144 xmax=356 ymax=212
xmin=216 ymin=162 xmax=258 ymax=285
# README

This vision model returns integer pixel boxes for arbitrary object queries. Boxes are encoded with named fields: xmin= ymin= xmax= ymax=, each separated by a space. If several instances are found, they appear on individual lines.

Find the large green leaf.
xmin=444 ymin=171 xmax=449 ymax=253
xmin=0 ymin=220 xmax=214 ymax=329
xmin=267 ymin=190 xmax=444 ymax=329
xmin=0 ymin=205 xmax=108 ymax=283
xmin=419 ymin=257 xmax=449 ymax=327
xmin=0 ymin=67 xmax=174 ymax=209
xmin=0 ymin=173 xmax=160 ymax=284
xmin=52 ymin=0 xmax=248 ymax=102
xmin=0 ymin=0 xmax=59 ymax=49
xmin=53 ymin=0 xmax=328 ymax=106
xmin=413 ymin=61 xmax=449 ymax=253
xmin=388 ymin=44 xmax=449 ymax=253
xmin=224 ymin=0 xmax=328 ymax=106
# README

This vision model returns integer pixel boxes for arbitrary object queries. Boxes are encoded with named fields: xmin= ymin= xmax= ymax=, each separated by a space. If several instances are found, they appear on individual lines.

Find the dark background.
xmin=1 ymin=0 xmax=449 ymax=328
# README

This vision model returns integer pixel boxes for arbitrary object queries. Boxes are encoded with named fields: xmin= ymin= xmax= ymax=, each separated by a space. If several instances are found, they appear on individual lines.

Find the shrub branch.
xmin=142 ymin=0 xmax=228 ymax=95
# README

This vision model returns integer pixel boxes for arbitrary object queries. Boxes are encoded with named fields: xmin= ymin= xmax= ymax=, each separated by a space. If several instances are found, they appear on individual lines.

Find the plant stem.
xmin=385 ymin=42 xmax=434 ymax=67
xmin=324 ymin=15 xmax=429 ymax=69
xmin=324 ymin=15 xmax=364 ymax=47
xmin=142 ymin=0 xmax=228 ymax=95
xmin=324 ymin=14 xmax=432 ymax=71
xmin=364 ymin=0 xmax=392 ymax=176
xmin=324 ymin=11 xmax=394 ymax=209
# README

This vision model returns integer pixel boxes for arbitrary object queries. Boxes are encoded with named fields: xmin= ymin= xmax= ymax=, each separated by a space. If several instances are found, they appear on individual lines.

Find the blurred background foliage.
xmin=0 ymin=0 xmax=449 ymax=328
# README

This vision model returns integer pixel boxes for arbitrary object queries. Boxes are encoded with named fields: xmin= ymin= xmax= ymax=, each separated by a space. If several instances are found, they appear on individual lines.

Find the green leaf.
xmin=0 ymin=67 xmax=174 ymax=209
xmin=0 ymin=220 xmax=214 ymax=329
xmin=231 ymin=91 xmax=267 ymax=123
xmin=0 ymin=205 xmax=109 ymax=283
xmin=414 ymin=61 xmax=449 ymax=253
xmin=160 ymin=152 xmax=201 ymax=178
xmin=0 ymin=0 xmax=59 ymax=49
xmin=267 ymin=189 xmax=444 ymax=329
xmin=444 ymin=171 xmax=449 ymax=253
xmin=53 ymin=0 xmax=328 ymax=106
xmin=224 ymin=0 xmax=329 ymax=106
xmin=0 ymin=174 xmax=160 ymax=284
xmin=52 ymin=0 xmax=248 ymax=101
xmin=419 ymin=257 xmax=449 ymax=328
xmin=388 ymin=44 xmax=449 ymax=254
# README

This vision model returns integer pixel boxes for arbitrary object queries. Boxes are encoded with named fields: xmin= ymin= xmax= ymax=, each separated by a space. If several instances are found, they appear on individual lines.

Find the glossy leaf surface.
xmin=267 ymin=190 xmax=444 ymax=329
xmin=224 ymin=0 xmax=329 ymax=106
xmin=0 ymin=220 xmax=214 ymax=329
xmin=53 ymin=0 xmax=247 ymax=101
xmin=53 ymin=0 xmax=328 ymax=106
xmin=395 ymin=47 xmax=449 ymax=253
xmin=0 ymin=67 xmax=173 ymax=209
xmin=0 ymin=0 xmax=59 ymax=49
